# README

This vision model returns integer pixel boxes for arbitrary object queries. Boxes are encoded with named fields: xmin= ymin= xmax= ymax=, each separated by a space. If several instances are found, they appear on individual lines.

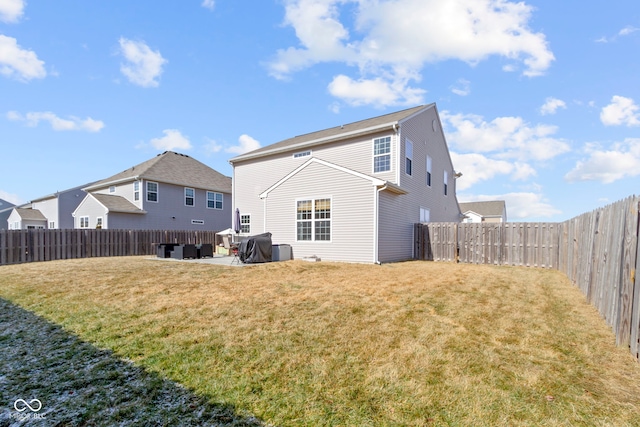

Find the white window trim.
xmin=293 ymin=150 xmax=312 ymax=158
xmin=207 ymin=191 xmax=223 ymax=210
xmin=240 ymin=213 xmax=251 ymax=234
xmin=426 ymin=155 xmax=432 ymax=187
xmin=372 ymin=136 xmax=392 ymax=174
xmin=79 ymin=216 xmax=89 ymax=228
xmin=134 ymin=181 xmax=140 ymax=201
xmin=96 ymin=217 xmax=103 ymax=228
xmin=405 ymin=139 xmax=413 ymax=177
xmin=146 ymin=181 xmax=159 ymax=203
xmin=185 ymin=187 xmax=195 ymax=207
xmin=420 ymin=207 xmax=430 ymax=223
xmin=295 ymin=197 xmax=332 ymax=243
xmin=444 ymin=170 xmax=449 ymax=196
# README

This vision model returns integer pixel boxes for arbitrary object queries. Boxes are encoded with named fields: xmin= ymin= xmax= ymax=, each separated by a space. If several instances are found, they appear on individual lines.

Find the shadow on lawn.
xmin=0 ymin=298 xmax=267 ymax=427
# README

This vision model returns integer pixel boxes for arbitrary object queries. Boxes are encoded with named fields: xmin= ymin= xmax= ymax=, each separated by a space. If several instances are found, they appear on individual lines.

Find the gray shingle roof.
xmin=14 ymin=208 xmax=47 ymax=221
xmin=87 ymin=151 xmax=231 ymax=193
xmin=459 ymin=201 xmax=506 ymax=217
xmin=91 ymin=194 xmax=146 ymax=214
xmin=230 ymin=104 xmax=432 ymax=162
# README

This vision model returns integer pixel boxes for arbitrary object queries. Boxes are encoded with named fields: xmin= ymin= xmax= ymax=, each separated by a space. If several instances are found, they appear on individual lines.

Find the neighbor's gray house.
xmin=459 ymin=201 xmax=507 ymax=223
xmin=229 ymin=104 xmax=462 ymax=263
xmin=73 ymin=151 xmax=232 ymax=230
xmin=0 ymin=198 xmax=16 ymax=229
xmin=7 ymin=207 xmax=47 ymax=229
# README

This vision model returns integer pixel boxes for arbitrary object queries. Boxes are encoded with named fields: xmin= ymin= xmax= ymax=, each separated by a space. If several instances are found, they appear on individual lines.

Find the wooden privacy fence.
xmin=415 ymin=195 xmax=640 ymax=361
xmin=0 ymin=229 xmax=217 ymax=265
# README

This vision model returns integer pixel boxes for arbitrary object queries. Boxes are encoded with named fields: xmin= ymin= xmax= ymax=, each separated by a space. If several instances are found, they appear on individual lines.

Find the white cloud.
xmin=0 ymin=189 xmax=23 ymax=205
xmin=451 ymin=79 xmax=471 ymax=96
xmin=540 ymin=97 xmax=566 ymax=115
xmin=201 ymin=0 xmax=215 ymax=11
xmin=441 ymin=111 xmax=570 ymax=161
xmin=459 ymin=192 xmax=561 ymax=219
xmin=0 ymin=0 xmax=24 ymax=23
xmin=150 ymin=129 xmax=192 ymax=151
xmin=268 ymin=0 xmax=553 ymax=106
xmin=600 ymin=95 xmax=640 ymax=126
xmin=204 ymin=137 xmax=223 ymax=154
xmin=565 ymin=138 xmax=640 ymax=184
xmin=619 ymin=26 xmax=639 ymax=36
xmin=118 ymin=38 xmax=167 ymax=88
xmin=328 ymin=74 xmax=425 ymax=107
xmin=225 ymin=134 xmax=261 ymax=155
xmin=451 ymin=152 xmax=535 ymax=191
xmin=0 ymin=35 xmax=46 ymax=81
xmin=7 ymin=110 xmax=104 ymax=132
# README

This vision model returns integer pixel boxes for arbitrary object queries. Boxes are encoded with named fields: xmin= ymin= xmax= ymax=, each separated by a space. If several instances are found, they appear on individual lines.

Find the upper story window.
xmin=80 ymin=216 xmax=89 ymax=228
xmin=109 ymin=186 xmax=116 ymax=193
xmin=444 ymin=171 xmax=449 ymax=196
xmin=147 ymin=182 xmax=158 ymax=202
xmin=293 ymin=150 xmax=311 ymax=158
xmin=405 ymin=140 xmax=413 ymax=176
xmin=207 ymin=192 xmax=223 ymax=209
xmin=373 ymin=136 xmax=391 ymax=173
xmin=134 ymin=181 xmax=140 ymax=201
xmin=185 ymin=188 xmax=195 ymax=206
xmin=426 ymin=156 xmax=432 ymax=187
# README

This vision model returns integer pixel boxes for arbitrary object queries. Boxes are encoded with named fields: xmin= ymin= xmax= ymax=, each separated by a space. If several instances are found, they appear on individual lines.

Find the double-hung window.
xmin=147 ymin=182 xmax=158 ymax=202
xmin=296 ymin=198 xmax=331 ymax=241
xmin=185 ymin=188 xmax=195 ymax=206
xmin=240 ymin=214 xmax=251 ymax=234
xmin=444 ymin=171 xmax=449 ymax=196
xmin=207 ymin=192 xmax=223 ymax=209
xmin=405 ymin=139 xmax=413 ymax=176
xmin=80 ymin=216 xmax=89 ymax=228
xmin=373 ymin=137 xmax=391 ymax=173
xmin=134 ymin=181 xmax=140 ymax=201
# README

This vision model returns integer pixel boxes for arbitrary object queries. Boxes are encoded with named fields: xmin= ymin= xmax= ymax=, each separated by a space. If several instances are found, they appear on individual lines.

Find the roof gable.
xmin=259 ymin=157 xmax=405 ymax=198
xmin=230 ymin=105 xmax=432 ymax=163
xmin=91 ymin=193 xmax=146 ymax=214
xmin=86 ymin=151 xmax=232 ymax=193
xmin=459 ymin=201 xmax=506 ymax=217
xmin=13 ymin=208 xmax=47 ymax=221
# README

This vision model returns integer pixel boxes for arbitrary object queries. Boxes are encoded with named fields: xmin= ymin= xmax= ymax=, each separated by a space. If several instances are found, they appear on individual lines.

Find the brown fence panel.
xmin=415 ymin=195 xmax=639 ymax=361
xmin=0 ymin=229 xmax=217 ymax=266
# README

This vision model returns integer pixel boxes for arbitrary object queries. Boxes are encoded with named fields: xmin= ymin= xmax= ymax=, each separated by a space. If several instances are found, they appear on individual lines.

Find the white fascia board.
xmin=230 ymin=122 xmax=398 ymax=164
xmin=259 ymin=157 xmax=386 ymax=199
xmin=84 ymin=176 xmax=139 ymax=192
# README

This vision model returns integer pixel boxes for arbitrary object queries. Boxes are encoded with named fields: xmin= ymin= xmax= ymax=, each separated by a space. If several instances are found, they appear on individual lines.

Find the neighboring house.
xmin=459 ymin=201 xmax=507 ymax=223
xmin=0 ymin=199 xmax=16 ymax=229
xmin=229 ymin=104 xmax=462 ymax=263
xmin=7 ymin=207 xmax=47 ymax=229
xmin=73 ymin=151 xmax=232 ymax=231
xmin=29 ymin=183 xmax=94 ymax=229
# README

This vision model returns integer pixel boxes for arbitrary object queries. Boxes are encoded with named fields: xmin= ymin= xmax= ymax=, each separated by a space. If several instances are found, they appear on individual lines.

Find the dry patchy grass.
xmin=1 ymin=257 xmax=639 ymax=426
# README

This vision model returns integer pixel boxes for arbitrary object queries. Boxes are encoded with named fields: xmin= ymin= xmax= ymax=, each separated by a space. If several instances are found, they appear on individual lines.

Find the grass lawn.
xmin=1 ymin=257 xmax=639 ymax=426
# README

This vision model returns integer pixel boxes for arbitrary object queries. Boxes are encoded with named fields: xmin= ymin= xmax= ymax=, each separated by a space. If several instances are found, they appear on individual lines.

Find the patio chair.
xmin=223 ymin=235 xmax=241 ymax=265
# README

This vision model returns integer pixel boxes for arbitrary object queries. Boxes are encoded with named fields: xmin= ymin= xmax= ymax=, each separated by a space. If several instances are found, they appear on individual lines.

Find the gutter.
xmin=229 ymin=121 xmax=399 ymax=164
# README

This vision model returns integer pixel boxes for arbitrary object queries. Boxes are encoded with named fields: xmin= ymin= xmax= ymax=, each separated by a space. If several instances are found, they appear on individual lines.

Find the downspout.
xmin=374 ymin=184 xmax=388 ymax=265
xmin=393 ymin=123 xmax=400 ymax=185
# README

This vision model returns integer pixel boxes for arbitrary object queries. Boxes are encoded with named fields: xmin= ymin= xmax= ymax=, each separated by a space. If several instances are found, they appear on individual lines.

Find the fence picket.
xmin=414 ymin=195 xmax=639 ymax=362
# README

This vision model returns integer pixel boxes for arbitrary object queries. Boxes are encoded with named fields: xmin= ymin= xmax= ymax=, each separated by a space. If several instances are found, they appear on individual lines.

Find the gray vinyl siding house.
xmin=73 ymin=151 xmax=232 ymax=231
xmin=30 ymin=183 xmax=93 ymax=229
xmin=229 ymin=104 xmax=462 ymax=263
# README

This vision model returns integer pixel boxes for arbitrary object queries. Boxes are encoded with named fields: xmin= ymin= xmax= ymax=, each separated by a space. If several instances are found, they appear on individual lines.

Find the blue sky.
xmin=1 ymin=0 xmax=638 ymax=222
